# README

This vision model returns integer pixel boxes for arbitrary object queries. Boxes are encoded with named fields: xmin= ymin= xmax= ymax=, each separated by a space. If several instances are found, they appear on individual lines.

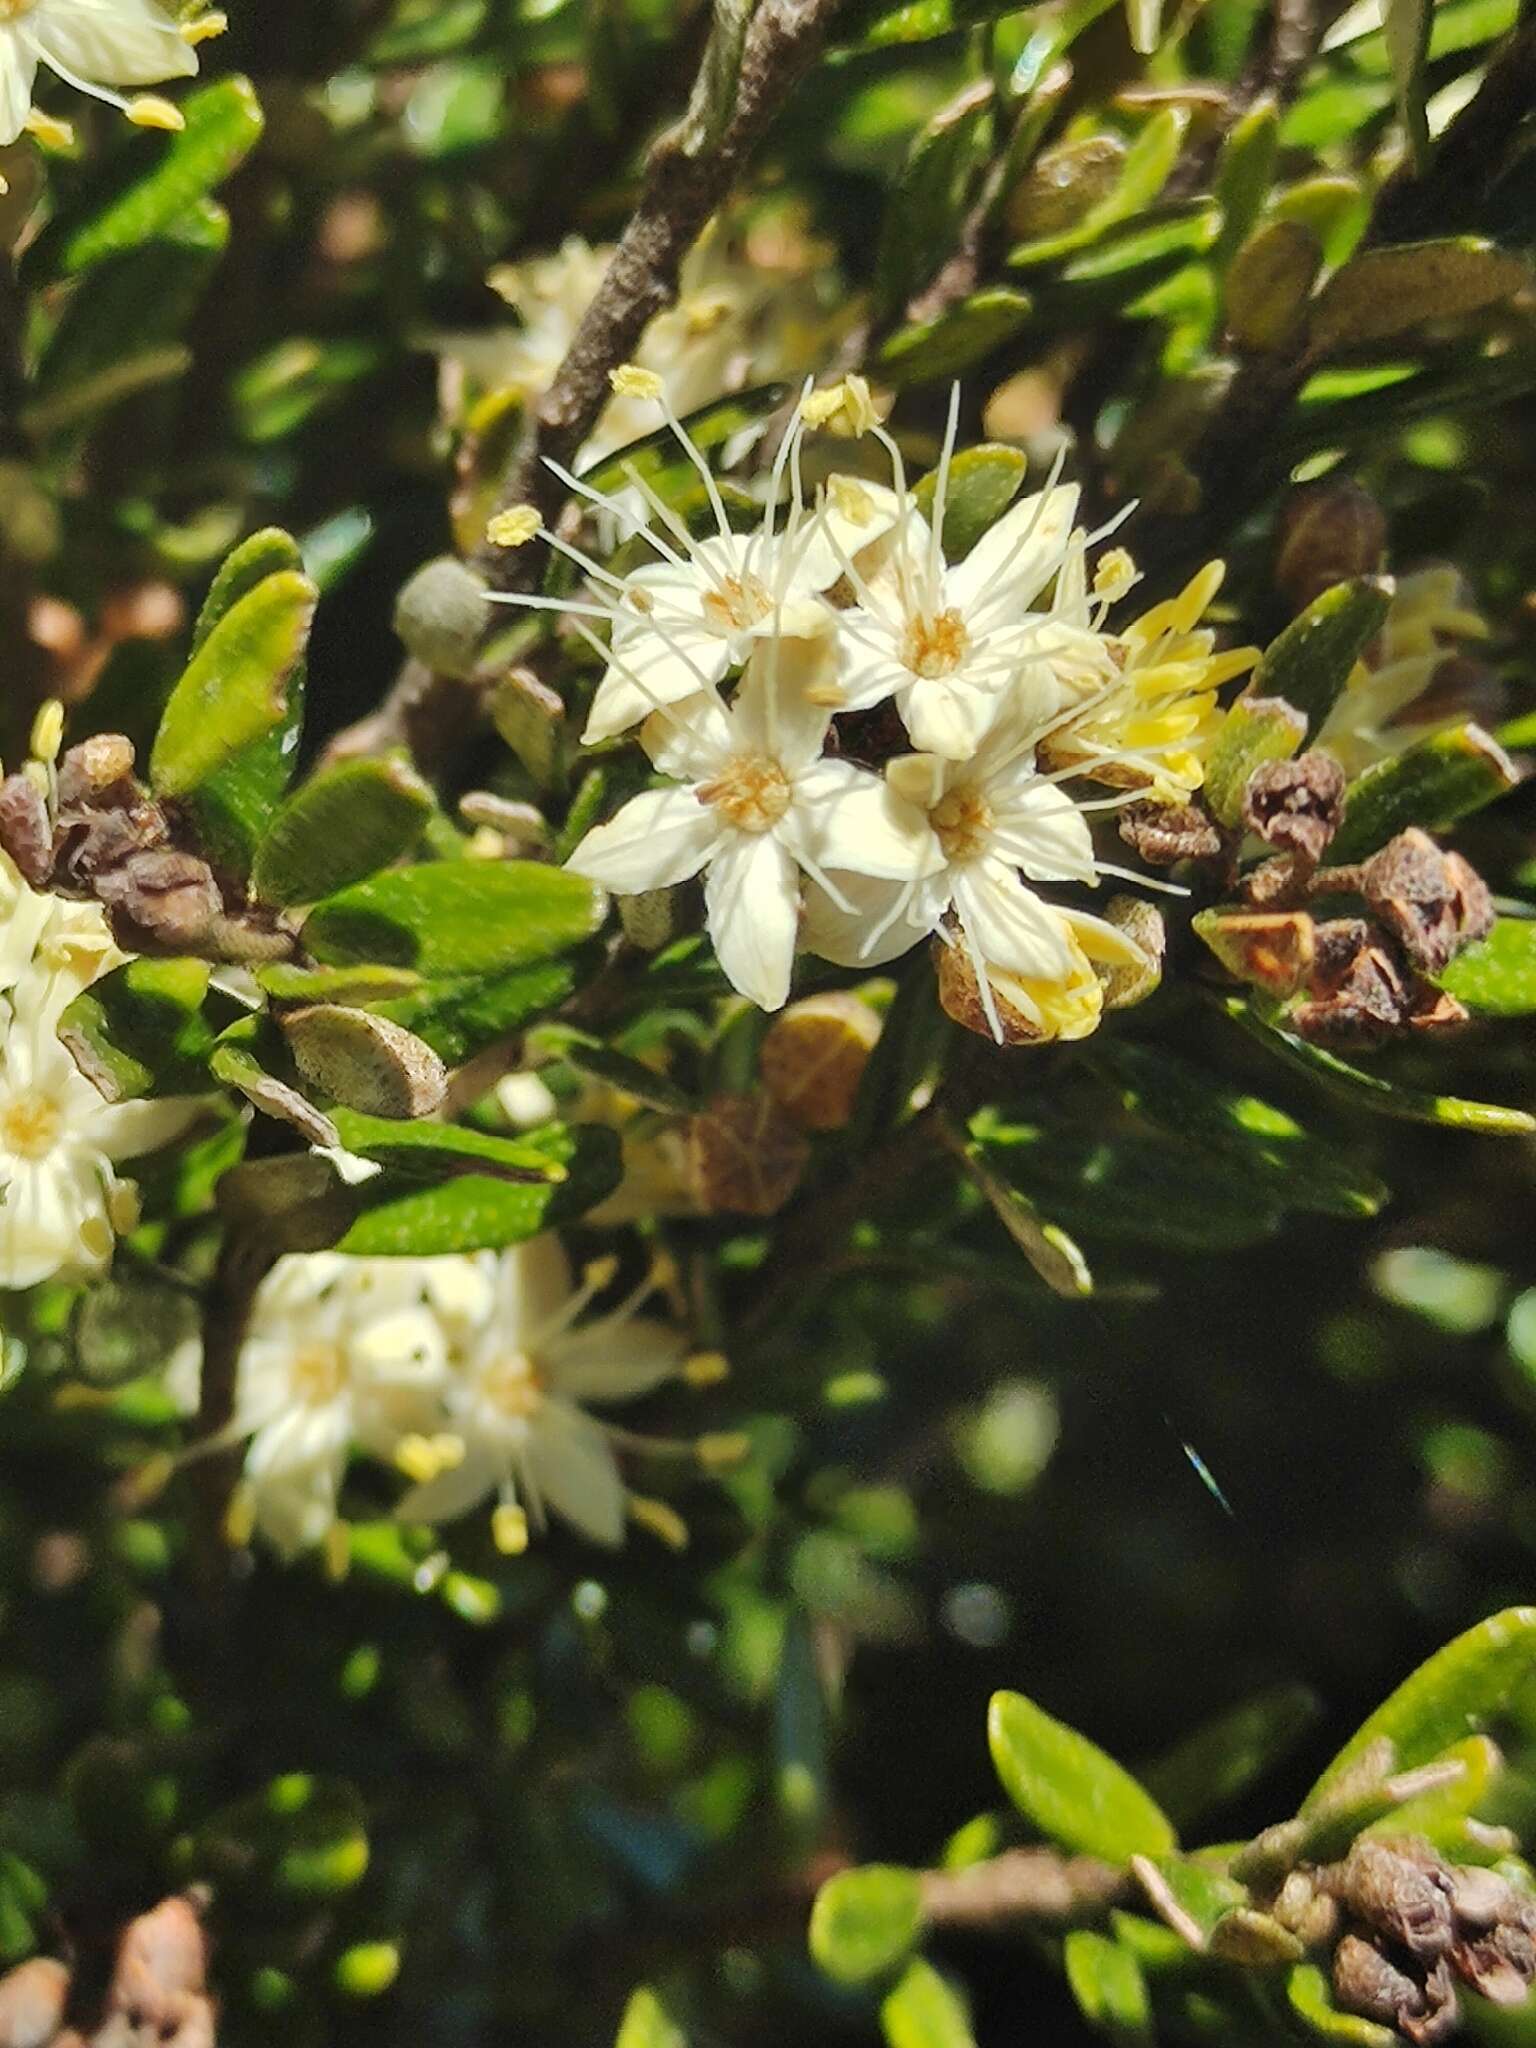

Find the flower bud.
xmin=686 ymin=1092 xmax=809 ymax=1216
xmin=393 ymin=556 xmax=490 ymax=680
xmin=618 ymin=888 xmax=680 ymax=953
xmin=0 ymin=1956 xmax=69 ymax=2048
xmin=1096 ymin=897 xmax=1165 ymax=1011
xmin=759 ymin=993 xmax=881 ymax=1131
xmin=1276 ymin=479 xmax=1388 ymax=611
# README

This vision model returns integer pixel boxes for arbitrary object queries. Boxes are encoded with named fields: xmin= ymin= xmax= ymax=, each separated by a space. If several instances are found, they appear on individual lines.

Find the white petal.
xmin=704 ymin=832 xmax=799 ymax=1011
xmin=899 ymin=673 xmax=999 ymax=760
xmin=396 ymin=1448 xmax=503 ymax=1527
xmin=730 ymin=643 xmax=833 ymax=770
xmin=584 ymin=629 xmax=730 ymax=744
xmin=801 ymin=873 xmax=928 ymax=969
xmin=31 ymin=0 xmax=198 ymax=88
xmin=547 ymin=1316 xmax=685 ymax=1402
xmin=833 ymin=623 xmax=908 ymax=715
xmin=528 ymin=1401 xmax=627 ymax=1547
xmin=0 ymin=36 xmax=38 ymax=147
xmin=640 ymin=693 xmax=735 ymax=779
xmin=499 ymin=1234 xmax=575 ymax=1344
xmin=987 ymin=783 xmax=1097 ymax=882
xmin=947 ymin=484 xmax=1081 ymax=612
xmin=565 ymin=787 xmax=723 ymax=893
xmin=951 ymin=864 xmax=1074 ymax=977
xmin=92 ymin=1094 xmax=203 ymax=1163
xmin=790 ymin=760 xmax=940 ymax=881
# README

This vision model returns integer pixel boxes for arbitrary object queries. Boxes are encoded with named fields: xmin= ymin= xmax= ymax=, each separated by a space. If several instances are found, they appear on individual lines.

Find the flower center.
xmin=901 ymin=607 xmax=970 ymax=680
xmin=697 ymin=753 xmax=793 ymax=833
xmin=701 ymin=572 xmax=773 ymax=635
xmin=0 ymin=1091 xmax=62 ymax=1162
xmin=485 ymin=1352 xmax=546 ymax=1418
xmin=929 ymin=785 xmax=994 ymax=864
xmin=0 ymin=1 xmax=35 ymax=17
xmin=291 ymin=1343 xmax=347 ymax=1407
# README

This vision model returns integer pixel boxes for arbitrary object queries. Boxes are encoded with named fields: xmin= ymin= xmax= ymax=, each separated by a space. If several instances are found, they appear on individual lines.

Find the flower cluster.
xmin=0 ymin=848 xmax=201 ymax=1292
xmin=205 ymin=1238 xmax=718 ymax=1563
xmin=490 ymin=375 xmax=1256 ymax=1041
xmin=0 ymin=0 xmax=222 ymax=152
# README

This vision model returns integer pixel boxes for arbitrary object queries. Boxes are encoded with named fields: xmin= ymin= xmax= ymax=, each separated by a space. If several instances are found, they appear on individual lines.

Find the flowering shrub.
xmin=0 ymin=0 xmax=1535 ymax=2044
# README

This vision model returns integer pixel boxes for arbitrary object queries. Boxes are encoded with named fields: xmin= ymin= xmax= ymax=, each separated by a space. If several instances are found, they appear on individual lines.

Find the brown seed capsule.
xmin=759 ymin=994 xmax=881 ymax=1132
xmin=54 ymin=734 xmax=137 ymax=810
xmin=1333 ymin=1931 xmax=1423 ymax=2027
xmin=94 ymin=849 xmax=222 ymax=954
xmin=1194 ymin=906 xmax=1316 ymax=998
xmin=1241 ymin=751 xmax=1347 ymax=866
xmin=686 ymin=1092 xmax=810 ymax=1216
xmin=1276 ymin=479 xmax=1387 ymax=611
xmin=1293 ymin=920 xmax=1414 ymax=1046
xmin=1118 ymin=799 xmax=1227 ymax=866
xmin=1453 ymin=1924 xmax=1536 ymax=2006
xmin=1334 ymin=1840 xmax=1457 ymax=1961
xmin=1096 ymin=897 xmax=1165 ymax=1011
xmin=0 ymin=1955 xmax=69 ymax=2048
xmin=1360 ymin=827 xmax=1495 ymax=975
xmin=0 ymin=774 xmax=55 ymax=886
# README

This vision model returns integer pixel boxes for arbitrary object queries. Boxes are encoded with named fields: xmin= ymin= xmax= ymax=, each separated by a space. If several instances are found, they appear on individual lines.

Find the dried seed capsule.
xmin=1118 ymin=799 xmax=1227 ymax=866
xmin=686 ymin=1092 xmax=809 ymax=1216
xmin=1276 ymin=479 xmax=1387 ymax=610
xmin=1241 ymin=751 xmax=1347 ymax=865
xmin=759 ymin=994 xmax=881 ymax=1132
xmin=1360 ymin=827 xmax=1495 ymax=975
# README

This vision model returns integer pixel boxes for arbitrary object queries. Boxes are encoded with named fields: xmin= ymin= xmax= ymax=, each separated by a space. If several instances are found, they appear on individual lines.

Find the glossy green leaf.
xmin=1220 ymin=994 xmax=1536 ymax=1135
xmin=327 ymin=1110 xmax=571 ymax=1185
xmin=149 ymin=568 xmax=315 ymax=801
xmin=876 ymin=85 xmax=992 ymax=317
xmin=304 ymin=861 xmax=607 ymax=975
xmin=615 ymin=1987 xmax=687 ymax=2048
xmin=1437 ymin=920 xmax=1536 ymax=1016
xmin=1143 ymin=1684 xmax=1323 ymax=1829
xmin=57 ymin=957 xmax=222 ymax=1102
xmin=58 ymin=77 xmax=265 ymax=276
xmin=1360 ymin=1734 xmax=1504 ymax=1856
xmin=337 ymin=1122 xmax=621 ymax=1254
xmin=1203 ymin=693 xmax=1307 ymax=824
xmin=373 ymin=961 xmax=579 ymax=1066
xmin=1310 ymin=239 xmax=1530 ymax=356
xmin=912 ymin=444 xmax=1026 ymax=562
xmin=945 ymin=1128 xmax=1093 ymax=1296
xmin=988 ymin=1690 xmax=1176 ymax=1861
xmin=1286 ymin=1963 xmax=1396 ymax=2044
xmin=1306 ymin=1608 xmax=1536 ymax=1808
xmin=1249 ymin=577 xmax=1393 ymax=739
xmin=1063 ymin=1930 xmax=1153 ymax=2039
xmin=880 ymin=1959 xmax=978 ymax=2048
xmin=810 ymin=1866 xmax=925 ymax=1986
xmin=559 ymin=1039 xmax=693 ymax=1115
xmin=1269 ymin=176 xmax=1370 ymax=268
xmin=878 ymin=289 xmax=1034 ymax=389
xmin=1329 ymin=722 xmax=1520 ymax=860
xmin=256 ymin=962 xmax=423 ymax=1005
xmin=1008 ymin=108 xmax=1188 ymax=269
xmin=1224 ymin=220 xmax=1322 ymax=353
xmin=192 ymin=528 xmax=306 ymax=655
xmin=252 ymin=756 xmax=433 ymax=906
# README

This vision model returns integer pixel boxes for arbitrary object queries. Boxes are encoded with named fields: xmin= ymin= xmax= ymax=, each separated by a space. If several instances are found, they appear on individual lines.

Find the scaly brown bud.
xmin=1333 ymin=1935 xmax=1458 ymax=2044
xmin=1276 ymin=480 xmax=1388 ymax=611
xmin=759 ymin=994 xmax=881 ymax=1131
xmin=94 ymin=849 xmax=223 ymax=954
xmin=1331 ymin=1840 xmax=1456 ymax=1961
xmin=686 ymin=1093 xmax=809 ymax=1216
xmin=1242 ymin=751 xmax=1347 ymax=866
xmin=1118 ymin=799 xmax=1227 ymax=867
xmin=1360 ymin=827 xmax=1495 ymax=975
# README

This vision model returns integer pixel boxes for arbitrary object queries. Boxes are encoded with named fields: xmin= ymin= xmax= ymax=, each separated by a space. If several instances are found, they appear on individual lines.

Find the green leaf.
xmin=1287 ymin=1963 xmax=1396 ymax=2044
xmin=304 ymin=861 xmax=606 ymax=976
xmin=1268 ymin=176 xmax=1370 ymax=269
xmin=57 ymin=77 xmax=265 ymax=276
xmin=810 ymin=1866 xmax=925 ymax=1986
xmin=876 ymin=84 xmax=992 ymax=318
xmin=327 ymin=1109 xmax=572 ymax=1186
xmin=373 ymin=961 xmax=579 ymax=1066
xmin=878 ymin=289 xmax=1034 ymax=389
xmin=988 ymin=1690 xmax=1176 ymax=1862
xmin=1224 ymin=220 xmax=1322 ymax=354
xmin=1008 ymin=109 xmax=1189 ymax=269
xmin=1203 ymin=694 xmax=1307 ymax=825
xmin=1142 ymin=1684 xmax=1323 ymax=1830
xmin=1212 ymin=97 xmax=1279 ymax=268
xmin=1219 ymin=994 xmax=1536 ymax=1136
xmin=74 ymin=1275 xmax=199 ymax=1389
xmin=1328 ymin=722 xmax=1520 ymax=860
xmin=1249 ymin=577 xmax=1393 ymax=740
xmin=337 ymin=1123 xmax=621 ymax=1254
xmin=1305 ymin=1608 xmax=1536 ymax=1809
xmin=252 ymin=756 xmax=433 ymax=906
xmin=192 ymin=528 xmax=306 ymax=655
xmin=880 ymin=1959 xmax=978 ymax=2048
xmin=615 ymin=1987 xmax=687 ymax=2048
xmin=149 ymin=568 xmax=315 ymax=801
xmin=56 ymin=957 xmax=223 ymax=1102
xmin=255 ymin=963 xmax=423 ymax=1005
xmin=912 ymin=444 xmax=1026 ymax=562
xmin=1437 ymin=919 xmax=1536 ymax=1016
xmin=1309 ymin=238 xmax=1530 ymax=356
xmin=0 ymin=1854 xmax=45 ymax=1966
xmin=559 ymin=1039 xmax=693 ymax=1114
xmin=1090 ymin=1039 xmax=1387 ymax=1220
xmin=944 ymin=1125 xmax=1093 ymax=1296
xmin=183 ymin=1775 xmax=370 ymax=1902
xmin=1063 ymin=1931 xmax=1152 ymax=2040
xmin=1385 ymin=0 xmax=1433 ymax=170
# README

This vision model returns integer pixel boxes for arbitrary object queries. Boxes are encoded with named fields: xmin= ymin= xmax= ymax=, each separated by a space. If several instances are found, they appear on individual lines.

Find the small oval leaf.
xmin=988 ymin=1690 xmax=1176 ymax=1862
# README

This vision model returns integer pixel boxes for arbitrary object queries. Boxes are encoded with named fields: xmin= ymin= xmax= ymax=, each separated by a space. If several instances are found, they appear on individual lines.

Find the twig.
xmin=920 ymin=1849 xmax=1130 ymax=1931
xmin=1371 ymin=16 xmax=1536 ymax=243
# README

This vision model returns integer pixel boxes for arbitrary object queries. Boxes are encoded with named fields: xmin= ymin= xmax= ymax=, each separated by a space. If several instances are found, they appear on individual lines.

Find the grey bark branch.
xmin=919 ymin=1849 xmax=1130 ymax=1931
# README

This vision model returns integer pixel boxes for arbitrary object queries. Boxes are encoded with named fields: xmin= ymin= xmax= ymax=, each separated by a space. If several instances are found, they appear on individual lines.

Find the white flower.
xmin=825 ymin=399 xmax=1084 ymax=757
xmin=1317 ymin=567 xmax=1488 ymax=774
xmin=395 ymin=1237 xmax=688 ymax=1551
xmin=0 ymin=868 xmax=200 ymax=1291
xmin=0 ymin=0 xmax=207 ymax=149
xmin=227 ymin=1253 xmax=482 ymax=1558
xmin=802 ymin=693 xmax=1147 ymax=1038
xmin=564 ymin=641 xmax=934 ymax=1010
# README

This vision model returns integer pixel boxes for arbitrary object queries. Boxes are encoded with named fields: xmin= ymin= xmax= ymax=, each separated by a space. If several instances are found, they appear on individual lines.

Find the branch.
xmin=1371 ymin=16 xmax=1536 ymax=243
xmin=919 ymin=1849 xmax=1130 ymax=1931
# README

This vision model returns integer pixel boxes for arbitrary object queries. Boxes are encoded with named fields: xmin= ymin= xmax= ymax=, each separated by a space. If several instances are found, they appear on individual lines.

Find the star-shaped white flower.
xmin=395 ymin=1236 xmax=689 ymax=1551
xmin=564 ymin=640 xmax=935 ymax=1010
xmin=0 ymin=0 xmax=208 ymax=148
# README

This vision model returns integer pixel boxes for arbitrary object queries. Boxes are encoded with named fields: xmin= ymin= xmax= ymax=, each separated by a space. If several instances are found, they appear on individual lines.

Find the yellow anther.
xmin=610 ymin=363 xmax=664 ymax=403
xmin=492 ymin=1503 xmax=530 ymax=1556
xmin=223 ymin=1483 xmax=257 ymax=1549
xmin=127 ymin=96 xmax=185 ymax=131
xmin=107 ymin=1181 xmax=142 ymax=1236
xmin=804 ymin=680 xmax=847 ymax=709
xmin=465 ymin=826 xmax=504 ymax=861
xmin=180 ymin=9 xmax=228 ymax=43
xmin=628 ymin=1494 xmax=689 ymax=1551
xmin=20 ymin=759 xmax=49 ymax=800
xmin=486 ymin=504 xmax=540 ymax=549
xmin=324 ymin=1521 xmax=353 ymax=1582
xmin=79 ymin=1214 xmax=114 ymax=1263
xmin=121 ymin=1452 xmax=175 ymax=1510
xmin=1093 ymin=548 xmax=1139 ymax=602
xmin=28 ymin=698 xmax=62 ymax=766
xmin=582 ymin=1253 xmax=621 ymax=1291
xmin=800 ymin=375 xmax=878 ymax=436
xmin=683 ymin=1350 xmax=730 ymax=1388
xmin=430 ymin=1433 xmax=466 ymax=1471
xmin=681 ymin=288 xmax=734 ymax=336
xmin=395 ymin=1434 xmax=443 ymax=1486
xmin=696 ymin=1431 xmax=751 ymax=1471
xmin=24 ymin=109 xmax=74 ymax=150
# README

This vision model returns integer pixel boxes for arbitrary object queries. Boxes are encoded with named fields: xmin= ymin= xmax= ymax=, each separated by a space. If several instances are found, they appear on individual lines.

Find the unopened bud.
xmin=618 ymin=888 xmax=679 ymax=952
xmin=0 ymin=1956 xmax=70 ymax=2048
xmin=686 ymin=1092 xmax=809 ymax=1216
xmin=1277 ymin=479 xmax=1387 ymax=612
xmin=759 ymin=993 xmax=881 ymax=1131
xmin=281 ymin=1005 xmax=448 ymax=1121
xmin=394 ymin=556 xmax=490 ymax=680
